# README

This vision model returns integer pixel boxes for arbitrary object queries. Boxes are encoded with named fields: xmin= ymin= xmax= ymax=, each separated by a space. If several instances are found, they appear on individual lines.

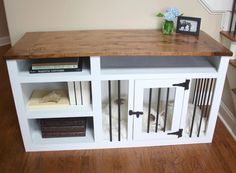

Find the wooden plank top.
xmin=4 ymin=30 xmax=233 ymax=59
xmin=220 ymin=31 xmax=236 ymax=42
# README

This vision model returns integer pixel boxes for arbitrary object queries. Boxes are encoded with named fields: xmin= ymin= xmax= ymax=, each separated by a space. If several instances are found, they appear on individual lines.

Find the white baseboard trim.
xmin=219 ymin=101 xmax=236 ymax=141
xmin=0 ymin=36 xmax=10 ymax=46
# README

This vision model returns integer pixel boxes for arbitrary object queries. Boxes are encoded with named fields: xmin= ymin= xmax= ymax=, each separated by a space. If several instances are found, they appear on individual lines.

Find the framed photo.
xmin=176 ymin=16 xmax=201 ymax=36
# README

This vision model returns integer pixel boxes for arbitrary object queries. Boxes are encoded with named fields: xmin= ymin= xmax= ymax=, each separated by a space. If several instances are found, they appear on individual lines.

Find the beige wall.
xmin=0 ymin=0 xmax=9 ymax=37
xmin=4 ymin=0 xmax=223 ymax=45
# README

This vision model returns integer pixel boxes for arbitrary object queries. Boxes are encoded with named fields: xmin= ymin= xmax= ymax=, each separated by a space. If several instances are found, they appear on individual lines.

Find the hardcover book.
xmin=29 ymin=68 xmax=82 ymax=73
xmin=30 ymin=57 xmax=82 ymax=73
xmin=40 ymin=117 xmax=87 ymax=127
xmin=75 ymin=81 xmax=91 ymax=106
xmin=41 ymin=125 xmax=86 ymax=132
xmin=67 ymin=82 xmax=76 ymax=105
xmin=41 ymin=131 xmax=86 ymax=138
xmin=40 ymin=117 xmax=87 ymax=138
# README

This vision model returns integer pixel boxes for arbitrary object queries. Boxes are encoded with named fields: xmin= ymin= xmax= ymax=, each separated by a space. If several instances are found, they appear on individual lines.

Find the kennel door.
xmin=133 ymin=79 xmax=187 ymax=140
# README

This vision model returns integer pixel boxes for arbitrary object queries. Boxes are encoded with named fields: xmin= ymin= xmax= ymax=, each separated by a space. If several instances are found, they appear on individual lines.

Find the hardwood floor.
xmin=0 ymin=45 xmax=236 ymax=173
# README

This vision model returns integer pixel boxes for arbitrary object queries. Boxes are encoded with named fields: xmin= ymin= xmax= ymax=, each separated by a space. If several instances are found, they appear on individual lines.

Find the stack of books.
xmin=29 ymin=58 xmax=82 ymax=73
xmin=67 ymin=81 xmax=92 ymax=106
xmin=40 ymin=117 xmax=86 ymax=138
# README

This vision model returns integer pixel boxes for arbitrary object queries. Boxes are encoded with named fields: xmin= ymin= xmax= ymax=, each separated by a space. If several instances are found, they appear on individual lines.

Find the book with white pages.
xmin=75 ymin=81 xmax=91 ymax=106
xmin=67 ymin=82 xmax=76 ymax=105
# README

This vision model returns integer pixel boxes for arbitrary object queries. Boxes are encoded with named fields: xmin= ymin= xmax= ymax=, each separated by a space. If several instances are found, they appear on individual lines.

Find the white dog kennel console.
xmin=4 ymin=30 xmax=232 ymax=152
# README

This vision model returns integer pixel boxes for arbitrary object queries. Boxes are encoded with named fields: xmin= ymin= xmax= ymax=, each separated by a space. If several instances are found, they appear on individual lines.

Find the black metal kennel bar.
xmin=199 ymin=79 xmax=206 ymax=109
xmin=155 ymin=88 xmax=161 ymax=133
xmin=197 ymin=79 xmax=203 ymax=107
xmin=163 ymin=88 xmax=170 ymax=132
xmin=205 ymin=78 xmax=216 ymax=121
xmin=106 ymin=80 xmax=123 ymax=141
xmin=147 ymin=88 xmax=153 ymax=133
xmin=108 ymin=80 xmax=112 ymax=142
xmin=192 ymin=80 xmax=198 ymax=104
xmin=190 ymin=79 xmax=201 ymax=137
xmin=229 ymin=0 xmax=236 ymax=34
xmin=197 ymin=78 xmax=209 ymax=137
xmin=189 ymin=78 xmax=216 ymax=137
xmin=118 ymin=80 xmax=121 ymax=141
xmin=89 ymin=81 xmax=92 ymax=104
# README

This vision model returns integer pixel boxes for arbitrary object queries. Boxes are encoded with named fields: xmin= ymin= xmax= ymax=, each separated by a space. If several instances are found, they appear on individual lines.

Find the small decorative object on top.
xmin=176 ymin=16 xmax=201 ymax=36
xmin=157 ymin=7 xmax=182 ymax=35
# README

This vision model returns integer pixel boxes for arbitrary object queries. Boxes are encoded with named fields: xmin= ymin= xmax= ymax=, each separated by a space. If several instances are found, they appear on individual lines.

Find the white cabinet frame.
xmin=6 ymin=56 xmax=229 ymax=151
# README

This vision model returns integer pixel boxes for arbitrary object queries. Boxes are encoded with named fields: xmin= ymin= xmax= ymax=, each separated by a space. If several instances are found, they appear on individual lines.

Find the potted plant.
xmin=157 ymin=7 xmax=182 ymax=35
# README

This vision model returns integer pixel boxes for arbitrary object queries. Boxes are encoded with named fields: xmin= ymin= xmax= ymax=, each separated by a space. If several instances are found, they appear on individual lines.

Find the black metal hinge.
xmin=129 ymin=110 xmax=143 ymax=118
xmin=172 ymin=80 xmax=190 ymax=90
xmin=167 ymin=129 xmax=183 ymax=138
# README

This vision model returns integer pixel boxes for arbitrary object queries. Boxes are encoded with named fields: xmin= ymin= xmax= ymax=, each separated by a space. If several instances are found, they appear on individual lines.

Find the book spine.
xmin=67 ymin=82 xmax=76 ymax=105
xmin=75 ymin=81 xmax=82 ymax=105
xmin=42 ymin=131 xmax=86 ymax=138
xmin=32 ymin=64 xmax=78 ymax=70
xmin=40 ymin=118 xmax=86 ymax=127
xmin=29 ymin=68 xmax=82 ymax=73
xmin=41 ymin=125 xmax=86 ymax=132
xmin=74 ymin=81 xmax=91 ymax=106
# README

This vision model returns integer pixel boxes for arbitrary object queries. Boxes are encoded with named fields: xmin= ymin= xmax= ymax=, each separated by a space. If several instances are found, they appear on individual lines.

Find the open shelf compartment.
xmin=100 ymin=56 xmax=219 ymax=77
xmin=22 ymin=81 xmax=93 ymax=119
xmin=15 ymin=57 xmax=91 ymax=82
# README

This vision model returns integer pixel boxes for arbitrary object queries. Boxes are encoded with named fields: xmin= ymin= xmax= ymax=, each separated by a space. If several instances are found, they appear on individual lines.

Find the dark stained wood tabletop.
xmin=4 ymin=30 xmax=233 ymax=59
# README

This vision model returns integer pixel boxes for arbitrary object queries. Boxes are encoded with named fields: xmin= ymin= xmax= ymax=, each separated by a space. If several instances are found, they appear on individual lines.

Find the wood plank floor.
xmin=0 ymin=45 xmax=236 ymax=173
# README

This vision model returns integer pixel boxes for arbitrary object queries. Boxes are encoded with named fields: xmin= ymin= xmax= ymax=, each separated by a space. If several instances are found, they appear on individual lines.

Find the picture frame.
xmin=176 ymin=16 xmax=201 ymax=36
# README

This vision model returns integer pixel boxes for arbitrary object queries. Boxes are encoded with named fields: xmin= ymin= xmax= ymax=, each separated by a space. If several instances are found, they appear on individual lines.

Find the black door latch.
xmin=129 ymin=110 xmax=143 ymax=118
xmin=173 ymin=80 xmax=190 ymax=90
xmin=167 ymin=129 xmax=183 ymax=138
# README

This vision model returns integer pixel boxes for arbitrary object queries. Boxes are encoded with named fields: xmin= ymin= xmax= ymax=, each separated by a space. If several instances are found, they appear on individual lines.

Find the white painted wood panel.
xmin=6 ymin=55 xmax=229 ymax=151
